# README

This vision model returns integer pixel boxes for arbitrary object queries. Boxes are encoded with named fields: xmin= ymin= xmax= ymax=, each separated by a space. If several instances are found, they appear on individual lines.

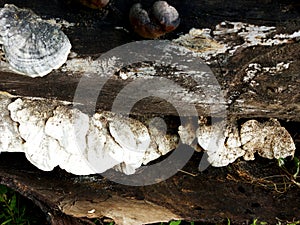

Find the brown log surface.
xmin=0 ymin=0 xmax=299 ymax=120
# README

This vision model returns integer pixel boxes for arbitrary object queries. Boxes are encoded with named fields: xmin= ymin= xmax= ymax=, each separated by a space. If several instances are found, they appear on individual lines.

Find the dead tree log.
xmin=0 ymin=0 xmax=299 ymax=224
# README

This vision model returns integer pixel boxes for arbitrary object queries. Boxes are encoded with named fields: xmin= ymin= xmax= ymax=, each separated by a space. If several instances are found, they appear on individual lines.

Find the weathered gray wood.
xmin=0 ymin=0 xmax=299 ymax=121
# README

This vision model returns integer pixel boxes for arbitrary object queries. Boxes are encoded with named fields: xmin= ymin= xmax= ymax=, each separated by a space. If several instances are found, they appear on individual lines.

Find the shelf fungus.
xmin=197 ymin=119 xmax=296 ymax=167
xmin=0 ymin=94 xmax=177 ymax=175
xmin=129 ymin=1 xmax=180 ymax=39
xmin=0 ymin=90 xmax=297 ymax=175
xmin=0 ymin=4 xmax=71 ymax=77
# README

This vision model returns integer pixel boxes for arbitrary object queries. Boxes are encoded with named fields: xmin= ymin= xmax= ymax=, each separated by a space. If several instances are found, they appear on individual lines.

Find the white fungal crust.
xmin=197 ymin=122 xmax=245 ymax=167
xmin=8 ymin=98 xmax=62 ymax=171
xmin=0 ymin=94 xmax=23 ymax=152
xmin=108 ymin=115 xmax=151 ymax=174
xmin=197 ymin=119 xmax=296 ymax=167
xmin=240 ymin=119 xmax=296 ymax=160
xmin=0 ymin=4 xmax=71 ymax=77
xmin=0 ymin=93 xmax=296 ymax=174
xmin=4 ymin=96 xmax=178 ymax=175
xmin=173 ymin=28 xmax=227 ymax=61
xmin=142 ymin=117 xmax=178 ymax=165
xmin=174 ymin=21 xmax=300 ymax=61
xmin=6 ymin=98 xmax=121 ymax=174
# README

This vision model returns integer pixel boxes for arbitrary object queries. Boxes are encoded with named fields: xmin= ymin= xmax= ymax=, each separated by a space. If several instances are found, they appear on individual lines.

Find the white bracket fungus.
xmin=197 ymin=119 xmax=296 ymax=167
xmin=1 ymin=96 xmax=177 ymax=175
xmin=240 ymin=119 xmax=296 ymax=160
xmin=197 ymin=121 xmax=245 ymax=167
xmin=0 ymin=93 xmax=296 ymax=174
xmin=0 ymin=94 xmax=23 ymax=152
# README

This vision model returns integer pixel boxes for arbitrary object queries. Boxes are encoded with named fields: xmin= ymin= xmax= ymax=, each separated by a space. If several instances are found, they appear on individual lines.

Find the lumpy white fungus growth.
xmin=197 ymin=119 xmax=296 ymax=167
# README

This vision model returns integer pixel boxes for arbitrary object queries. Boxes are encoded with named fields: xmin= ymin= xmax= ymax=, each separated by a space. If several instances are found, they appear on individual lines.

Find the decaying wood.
xmin=0 ymin=0 xmax=299 ymax=224
xmin=0 ymin=0 xmax=299 ymax=121
xmin=1 ymin=151 xmax=300 ymax=224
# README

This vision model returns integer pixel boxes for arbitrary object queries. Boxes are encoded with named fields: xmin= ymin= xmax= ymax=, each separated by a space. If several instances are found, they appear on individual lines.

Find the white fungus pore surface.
xmin=3 ymin=97 xmax=177 ymax=175
xmin=197 ymin=119 xmax=296 ymax=167
xmin=0 ymin=96 xmax=296 ymax=174
xmin=0 ymin=95 xmax=23 ymax=152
